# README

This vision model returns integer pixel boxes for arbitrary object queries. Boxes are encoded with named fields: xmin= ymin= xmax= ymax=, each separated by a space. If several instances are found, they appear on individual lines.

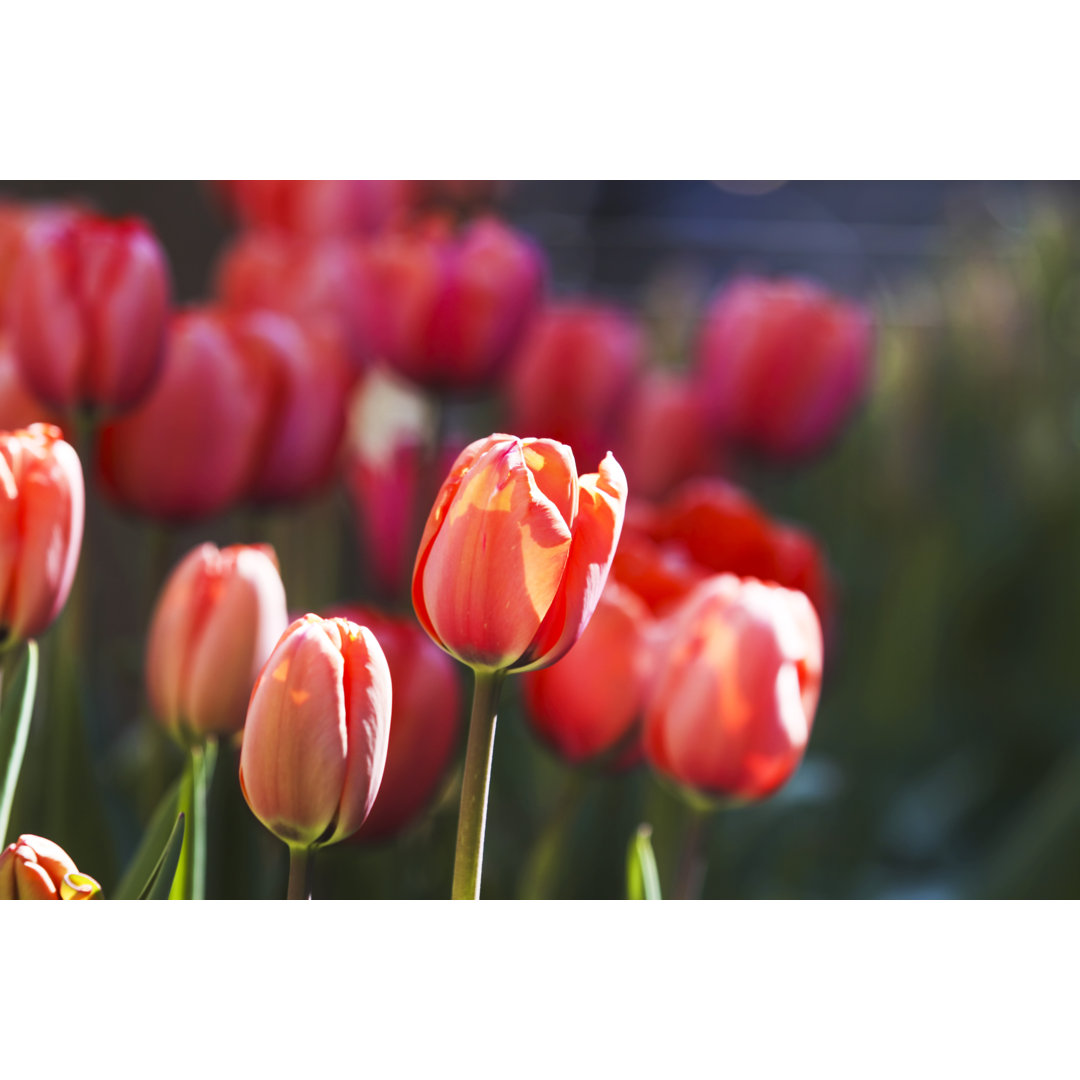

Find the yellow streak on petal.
xmin=272 ymin=659 xmax=290 ymax=682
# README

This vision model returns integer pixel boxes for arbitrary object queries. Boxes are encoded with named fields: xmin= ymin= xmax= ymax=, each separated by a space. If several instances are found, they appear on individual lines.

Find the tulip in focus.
xmin=644 ymin=575 xmax=823 ymax=802
xmin=146 ymin=544 xmax=289 ymax=742
xmin=0 ymin=834 xmax=100 ymax=899
xmin=696 ymin=276 xmax=873 ymax=458
xmin=413 ymin=434 xmax=628 ymax=674
xmin=522 ymin=580 xmax=654 ymax=765
xmin=8 ymin=214 xmax=171 ymax=413
xmin=0 ymin=424 xmax=84 ymax=647
xmin=240 ymin=614 xmax=392 ymax=860
xmin=329 ymin=605 xmax=462 ymax=842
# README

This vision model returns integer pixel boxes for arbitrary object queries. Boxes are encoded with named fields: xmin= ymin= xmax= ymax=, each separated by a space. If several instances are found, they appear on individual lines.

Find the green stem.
xmin=0 ymin=639 xmax=39 ymax=847
xmin=287 ymin=846 xmax=312 ymax=900
xmin=190 ymin=738 xmax=218 ymax=901
xmin=451 ymin=669 xmax=505 ymax=900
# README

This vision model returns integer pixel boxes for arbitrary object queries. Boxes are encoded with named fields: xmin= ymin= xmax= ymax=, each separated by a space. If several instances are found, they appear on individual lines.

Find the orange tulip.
xmin=412 ymin=434 xmax=627 ymax=674
xmin=0 ymin=834 xmax=100 ymax=900
xmin=644 ymin=575 xmax=823 ymax=802
xmin=0 ymin=423 xmax=83 ymax=646
xmin=239 ymin=614 xmax=392 ymax=849
xmin=146 ymin=543 xmax=289 ymax=742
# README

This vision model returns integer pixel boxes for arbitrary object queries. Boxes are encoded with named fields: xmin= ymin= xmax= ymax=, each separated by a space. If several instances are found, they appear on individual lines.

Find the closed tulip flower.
xmin=413 ymin=434 xmax=627 ymax=674
xmin=8 ymin=214 xmax=171 ymax=413
xmin=0 ymin=834 xmax=100 ymax=899
xmin=644 ymin=575 xmax=823 ymax=802
xmin=696 ymin=276 xmax=873 ymax=458
xmin=328 ymin=605 xmax=462 ymax=842
xmin=0 ymin=335 xmax=60 ymax=433
xmin=522 ymin=580 xmax=655 ymax=765
xmin=239 ymin=615 xmax=392 ymax=893
xmin=0 ymin=424 xmax=83 ymax=646
xmin=146 ymin=543 xmax=289 ymax=742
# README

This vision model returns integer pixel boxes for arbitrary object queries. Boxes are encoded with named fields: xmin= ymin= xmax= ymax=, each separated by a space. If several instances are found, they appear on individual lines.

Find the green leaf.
xmin=113 ymin=776 xmax=182 ymax=900
xmin=0 ymin=640 xmax=39 ymax=847
xmin=627 ymin=823 xmax=662 ymax=900
xmin=140 ymin=813 xmax=186 ymax=900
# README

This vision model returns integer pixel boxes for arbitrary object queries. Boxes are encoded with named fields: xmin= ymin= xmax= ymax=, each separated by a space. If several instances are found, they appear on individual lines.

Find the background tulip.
xmin=644 ymin=575 xmax=823 ymax=803
xmin=8 ymin=213 xmax=171 ymax=413
xmin=0 ymin=834 xmax=100 ymax=899
xmin=413 ymin=434 xmax=628 ymax=674
xmin=146 ymin=543 xmax=289 ymax=742
xmin=239 ymin=614 xmax=392 ymax=864
xmin=328 ymin=605 xmax=462 ymax=842
xmin=695 ymin=275 xmax=874 ymax=458
xmin=0 ymin=424 xmax=83 ymax=646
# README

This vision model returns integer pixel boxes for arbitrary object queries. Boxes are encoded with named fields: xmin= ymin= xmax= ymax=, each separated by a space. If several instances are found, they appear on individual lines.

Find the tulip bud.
xmin=0 ymin=335 xmax=61 ymax=432
xmin=0 ymin=834 xmax=101 ymax=899
xmin=146 ymin=543 xmax=289 ymax=742
xmin=239 ymin=614 xmax=392 ymax=848
xmin=0 ymin=424 xmax=83 ymax=646
xmin=696 ymin=276 xmax=874 ymax=458
xmin=506 ymin=303 xmax=643 ymax=466
xmin=413 ymin=434 xmax=628 ymax=674
xmin=328 ymin=605 xmax=462 ymax=841
xmin=366 ymin=217 xmax=544 ymax=391
xmin=522 ymin=580 xmax=655 ymax=765
xmin=8 ymin=213 xmax=171 ymax=413
xmin=644 ymin=575 xmax=823 ymax=802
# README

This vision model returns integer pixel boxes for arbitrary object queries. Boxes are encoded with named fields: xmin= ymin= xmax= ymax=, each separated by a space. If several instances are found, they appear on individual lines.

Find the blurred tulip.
xmin=0 ymin=335 xmax=61 ymax=432
xmin=609 ymin=524 xmax=709 ymax=616
xmin=328 ymin=605 xmax=462 ymax=841
xmin=522 ymin=580 xmax=655 ymax=765
xmin=239 ymin=614 xmax=392 ymax=849
xmin=0 ymin=202 xmax=81 ymax=329
xmin=8 ymin=213 xmax=171 ymax=413
xmin=644 ymin=574 xmax=823 ymax=802
xmin=215 ymin=180 xmax=401 ymax=238
xmin=366 ymin=217 xmax=544 ymax=391
xmin=0 ymin=424 xmax=83 ymax=646
xmin=696 ymin=276 xmax=873 ymax=458
xmin=413 ymin=434 xmax=627 ymax=674
xmin=215 ymin=231 xmax=375 ymax=373
xmin=506 ymin=302 xmax=643 ymax=465
xmin=0 ymin=834 xmax=100 ymax=899
xmin=146 ymin=543 xmax=289 ymax=742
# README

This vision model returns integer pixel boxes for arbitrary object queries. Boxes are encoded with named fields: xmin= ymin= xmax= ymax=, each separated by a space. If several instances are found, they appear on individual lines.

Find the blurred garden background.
xmin=4 ymin=179 xmax=1078 ymax=899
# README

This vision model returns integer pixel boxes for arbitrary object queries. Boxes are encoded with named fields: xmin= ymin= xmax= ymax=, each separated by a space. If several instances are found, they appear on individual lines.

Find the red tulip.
xmin=0 ymin=335 xmax=61 ymax=433
xmin=0 ymin=201 xmax=81 ymax=330
xmin=0 ymin=424 xmax=83 ymax=646
xmin=328 ymin=605 xmax=462 ymax=841
xmin=366 ymin=217 xmax=544 ymax=391
xmin=506 ymin=303 xmax=643 ymax=466
xmin=239 ymin=614 xmax=392 ymax=848
xmin=215 ymin=180 xmax=402 ymax=238
xmin=413 ymin=434 xmax=627 ymax=673
xmin=146 ymin=543 xmax=289 ymax=741
xmin=644 ymin=574 xmax=823 ymax=802
xmin=0 ymin=834 xmax=100 ymax=900
xmin=522 ymin=580 xmax=655 ymax=764
xmin=696 ymin=276 xmax=873 ymax=458
xmin=8 ymin=213 xmax=171 ymax=413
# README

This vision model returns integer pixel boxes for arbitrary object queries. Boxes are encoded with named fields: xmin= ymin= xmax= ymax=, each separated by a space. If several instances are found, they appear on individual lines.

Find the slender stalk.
xmin=190 ymin=738 xmax=218 ymax=901
xmin=452 ymin=669 xmax=505 ymax=900
xmin=0 ymin=640 xmax=39 ymax=847
xmin=287 ymin=846 xmax=312 ymax=900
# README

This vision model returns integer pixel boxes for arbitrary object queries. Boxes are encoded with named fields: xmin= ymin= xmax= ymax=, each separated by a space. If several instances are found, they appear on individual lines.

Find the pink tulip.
xmin=146 ymin=544 xmax=289 ymax=741
xmin=0 ymin=834 xmax=100 ymax=900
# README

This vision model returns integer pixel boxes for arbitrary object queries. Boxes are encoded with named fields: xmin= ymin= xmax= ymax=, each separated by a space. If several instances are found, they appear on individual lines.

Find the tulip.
xmin=239 ymin=614 xmax=392 ymax=897
xmin=366 ymin=217 xmax=544 ymax=391
xmin=644 ymin=575 xmax=823 ymax=803
xmin=0 ymin=424 xmax=83 ymax=646
xmin=413 ymin=433 xmax=626 ymax=898
xmin=522 ymin=580 xmax=654 ymax=765
xmin=146 ymin=543 xmax=289 ymax=742
xmin=506 ymin=303 xmax=643 ymax=466
xmin=8 ymin=213 xmax=171 ymax=413
xmin=695 ymin=276 xmax=874 ymax=458
xmin=0 ymin=335 xmax=61 ymax=433
xmin=0 ymin=834 xmax=100 ymax=899
xmin=328 ymin=605 xmax=462 ymax=842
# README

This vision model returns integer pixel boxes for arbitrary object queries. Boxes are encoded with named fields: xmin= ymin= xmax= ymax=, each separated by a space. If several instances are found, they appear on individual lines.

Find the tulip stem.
xmin=287 ymin=846 xmax=312 ymax=900
xmin=190 ymin=739 xmax=218 ymax=901
xmin=452 ymin=669 xmax=506 ymax=900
